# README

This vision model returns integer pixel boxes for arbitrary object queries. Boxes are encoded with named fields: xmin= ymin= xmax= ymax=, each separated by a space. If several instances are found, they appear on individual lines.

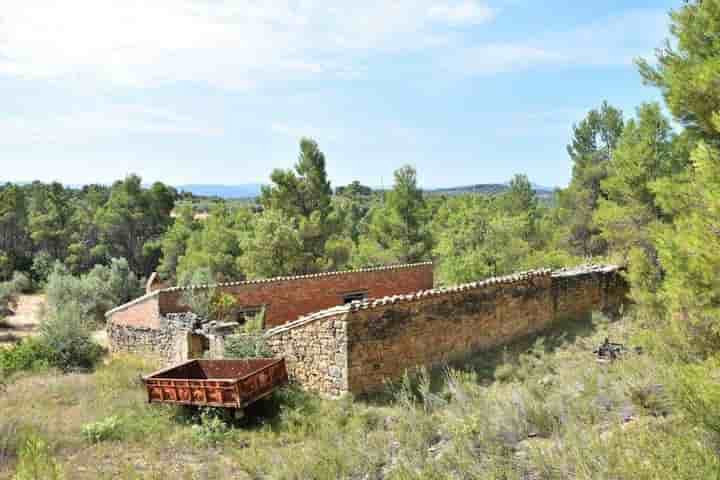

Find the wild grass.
xmin=1 ymin=312 xmax=718 ymax=479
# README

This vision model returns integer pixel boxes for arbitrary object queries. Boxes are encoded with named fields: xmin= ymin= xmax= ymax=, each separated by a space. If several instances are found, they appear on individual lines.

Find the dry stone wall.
xmin=108 ymin=313 xmax=203 ymax=364
xmin=265 ymin=265 xmax=627 ymax=396
xmin=345 ymin=270 xmax=554 ymax=394
xmin=106 ymin=263 xmax=628 ymax=398
xmin=264 ymin=307 xmax=349 ymax=397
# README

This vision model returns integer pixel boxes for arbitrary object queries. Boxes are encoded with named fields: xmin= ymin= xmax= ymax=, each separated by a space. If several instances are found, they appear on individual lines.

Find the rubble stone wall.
xmin=264 ymin=308 xmax=349 ymax=397
xmin=264 ymin=265 xmax=627 ymax=396
xmin=107 ymin=264 xmax=628 ymax=397
xmin=346 ymin=271 xmax=555 ymax=394
xmin=107 ymin=313 xmax=206 ymax=364
xmin=108 ymin=318 xmax=186 ymax=364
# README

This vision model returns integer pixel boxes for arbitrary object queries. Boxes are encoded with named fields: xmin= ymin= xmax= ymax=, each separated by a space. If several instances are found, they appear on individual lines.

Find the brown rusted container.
xmin=142 ymin=358 xmax=288 ymax=408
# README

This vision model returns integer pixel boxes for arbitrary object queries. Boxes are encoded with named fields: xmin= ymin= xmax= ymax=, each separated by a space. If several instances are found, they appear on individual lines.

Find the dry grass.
xmin=1 ymin=313 xmax=718 ymax=479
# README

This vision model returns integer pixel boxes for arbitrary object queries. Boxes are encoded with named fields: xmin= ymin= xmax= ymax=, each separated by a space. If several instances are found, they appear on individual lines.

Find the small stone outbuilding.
xmin=106 ymin=263 xmax=434 ymax=364
xmin=107 ymin=263 xmax=628 ymax=396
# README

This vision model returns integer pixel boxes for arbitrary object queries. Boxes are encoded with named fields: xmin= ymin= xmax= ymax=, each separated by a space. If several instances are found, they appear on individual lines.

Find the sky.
xmin=0 ymin=0 xmax=680 ymax=189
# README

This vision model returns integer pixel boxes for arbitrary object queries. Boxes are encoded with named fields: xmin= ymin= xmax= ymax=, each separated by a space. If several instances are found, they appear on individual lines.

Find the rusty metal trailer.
xmin=142 ymin=358 xmax=288 ymax=409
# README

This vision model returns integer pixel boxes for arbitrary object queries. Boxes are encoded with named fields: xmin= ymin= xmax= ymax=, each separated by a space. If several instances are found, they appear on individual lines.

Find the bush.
xmin=210 ymin=292 xmax=239 ymax=321
xmin=224 ymin=334 xmax=272 ymax=359
xmin=0 ymin=302 xmax=103 ymax=378
xmin=674 ymin=356 xmax=720 ymax=435
xmin=0 ymin=272 xmax=27 ymax=317
xmin=179 ymin=268 xmax=216 ymax=318
xmin=10 ymin=271 xmax=32 ymax=294
xmin=39 ymin=302 xmax=103 ymax=372
xmin=0 ymin=337 xmax=52 ymax=377
xmin=82 ymin=416 xmax=123 ymax=443
xmin=189 ymin=408 xmax=233 ymax=447
xmin=31 ymin=251 xmax=55 ymax=287
xmin=45 ymin=258 xmax=142 ymax=323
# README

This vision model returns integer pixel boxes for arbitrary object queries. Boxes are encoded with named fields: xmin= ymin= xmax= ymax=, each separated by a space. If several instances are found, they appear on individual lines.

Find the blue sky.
xmin=1 ymin=0 xmax=679 ymax=188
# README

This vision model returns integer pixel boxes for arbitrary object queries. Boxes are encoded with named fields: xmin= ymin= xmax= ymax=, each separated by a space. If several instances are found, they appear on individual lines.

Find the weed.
xmin=82 ymin=416 xmax=123 ymax=443
xmin=189 ymin=408 xmax=234 ymax=447
xmin=13 ymin=436 xmax=63 ymax=480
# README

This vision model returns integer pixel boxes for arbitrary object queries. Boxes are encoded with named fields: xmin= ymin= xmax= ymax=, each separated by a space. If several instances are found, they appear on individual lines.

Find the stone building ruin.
xmin=106 ymin=262 xmax=627 ymax=396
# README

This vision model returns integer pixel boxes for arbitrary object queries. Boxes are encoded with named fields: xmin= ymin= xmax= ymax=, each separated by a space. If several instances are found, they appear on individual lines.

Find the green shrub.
xmin=190 ymin=408 xmax=233 ymax=447
xmin=179 ymin=268 xmax=216 ymax=318
xmin=0 ymin=303 xmax=102 ymax=378
xmin=224 ymin=334 xmax=272 ymax=359
xmin=210 ymin=292 xmax=239 ymax=321
xmin=10 ymin=272 xmax=31 ymax=294
xmin=243 ymin=306 xmax=266 ymax=333
xmin=45 ymin=258 xmax=142 ymax=323
xmin=0 ymin=337 xmax=52 ymax=377
xmin=674 ymin=356 xmax=720 ymax=435
xmin=31 ymin=251 xmax=55 ymax=287
xmin=82 ymin=416 xmax=123 ymax=444
xmin=39 ymin=302 xmax=103 ymax=372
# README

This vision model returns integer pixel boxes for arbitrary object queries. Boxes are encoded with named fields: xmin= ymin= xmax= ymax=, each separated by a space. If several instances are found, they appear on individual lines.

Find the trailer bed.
xmin=142 ymin=358 xmax=288 ymax=408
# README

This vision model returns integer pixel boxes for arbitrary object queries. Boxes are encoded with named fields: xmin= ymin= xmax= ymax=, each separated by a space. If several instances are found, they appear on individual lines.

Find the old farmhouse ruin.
xmin=107 ymin=262 xmax=627 ymax=396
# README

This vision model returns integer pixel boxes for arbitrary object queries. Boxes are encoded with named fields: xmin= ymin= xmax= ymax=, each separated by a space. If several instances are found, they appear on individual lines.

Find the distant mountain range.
xmin=8 ymin=181 xmax=557 ymax=200
xmin=176 ymin=184 xmax=264 ymax=199
xmin=177 ymin=182 xmax=557 ymax=199
xmin=425 ymin=183 xmax=556 ymax=198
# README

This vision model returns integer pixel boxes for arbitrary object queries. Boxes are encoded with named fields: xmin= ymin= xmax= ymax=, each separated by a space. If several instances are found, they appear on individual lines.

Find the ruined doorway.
xmin=188 ymin=333 xmax=210 ymax=359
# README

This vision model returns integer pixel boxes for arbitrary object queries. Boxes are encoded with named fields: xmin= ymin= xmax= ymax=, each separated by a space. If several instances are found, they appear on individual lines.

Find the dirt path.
xmin=0 ymin=294 xmax=45 ymax=346
xmin=0 ymin=294 xmax=109 ymax=349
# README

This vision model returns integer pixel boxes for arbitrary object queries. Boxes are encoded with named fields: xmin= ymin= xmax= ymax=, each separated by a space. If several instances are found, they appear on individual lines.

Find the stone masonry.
xmin=106 ymin=262 xmax=434 ymax=331
xmin=263 ymin=264 xmax=627 ymax=396
xmin=107 ymin=263 xmax=628 ymax=397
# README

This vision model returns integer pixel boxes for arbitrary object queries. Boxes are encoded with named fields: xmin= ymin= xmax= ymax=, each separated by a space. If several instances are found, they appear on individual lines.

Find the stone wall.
xmin=346 ymin=270 xmax=554 ymax=394
xmin=107 ymin=313 xmax=205 ymax=364
xmin=107 ymin=262 xmax=434 ymax=330
xmin=264 ymin=307 xmax=349 ymax=397
xmin=552 ymin=265 xmax=627 ymax=320
xmin=263 ymin=265 xmax=627 ymax=396
xmin=107 ymin=263 xmax=628 ymax=398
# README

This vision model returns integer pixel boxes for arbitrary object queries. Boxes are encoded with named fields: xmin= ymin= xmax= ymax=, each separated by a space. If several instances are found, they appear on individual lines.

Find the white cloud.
xmin=0 ymin=0 xmax=496 ymax=89
xmin=453 ymin=8 xmax=669 ymax=76
xmin=0 ymin=104 xmax=221 ymax=145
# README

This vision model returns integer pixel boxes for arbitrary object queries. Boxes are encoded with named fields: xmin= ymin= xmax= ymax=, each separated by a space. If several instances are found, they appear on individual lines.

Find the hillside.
xmin=425 ymin=183 xmax=555 ymax=198
xmin=1 ymin=312 xmax=714 ymax=479
xmin=174 ymin=182 xmax=556 ymax=200
xmin=175 ymin=184 xmax=265 ymax=199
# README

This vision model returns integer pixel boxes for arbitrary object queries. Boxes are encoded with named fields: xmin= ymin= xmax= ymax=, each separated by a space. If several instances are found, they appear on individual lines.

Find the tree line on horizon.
xmin=0 ymin=0 xmax=717 ymax=351
xmin=3 ymin=3 xmax=720 ymax=476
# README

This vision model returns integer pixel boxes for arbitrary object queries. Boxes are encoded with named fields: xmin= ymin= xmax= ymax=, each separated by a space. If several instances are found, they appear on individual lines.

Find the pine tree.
xmin=354 ymin=165 xmax=432 ymax=265
xmin=636 ymin=0 xmax=720 ymax=348
xmin=559 ymin=102 xmax=624 ymax=257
